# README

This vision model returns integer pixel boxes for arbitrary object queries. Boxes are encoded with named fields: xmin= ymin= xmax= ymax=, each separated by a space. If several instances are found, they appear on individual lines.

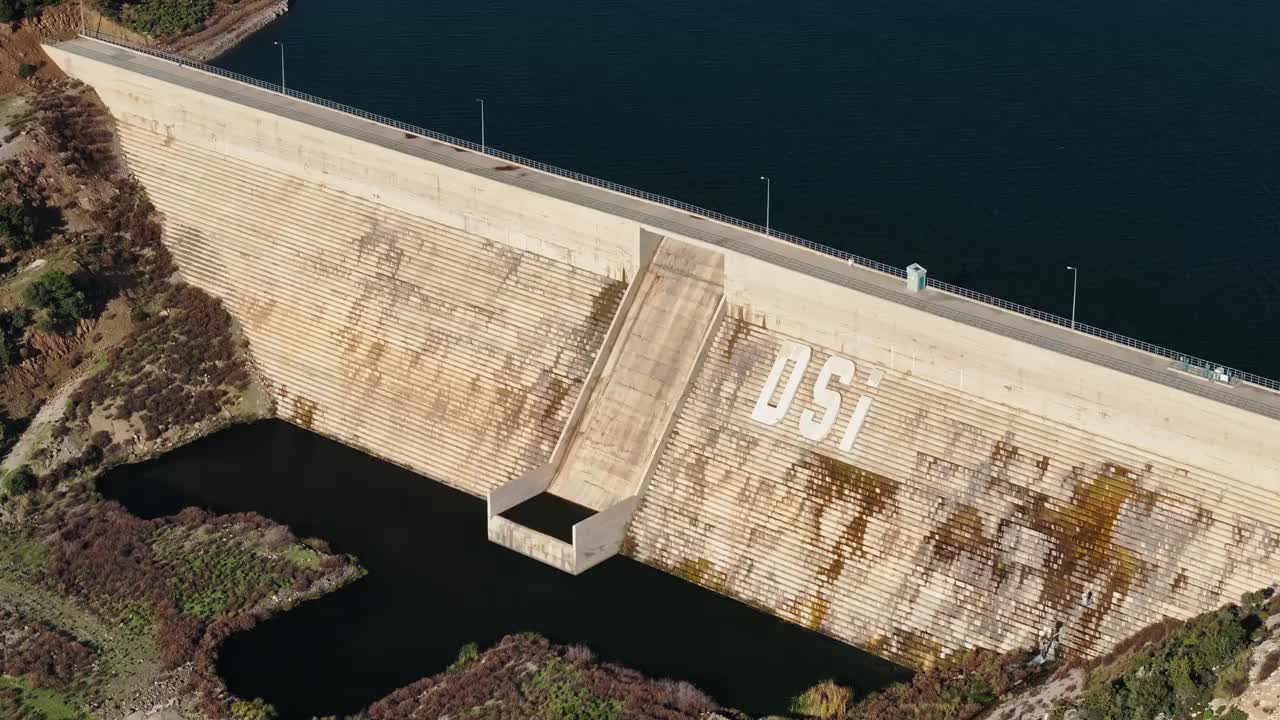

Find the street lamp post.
xmin=273 ymin=41 xmax=286 ymax=91
xmin=1066 ymin=265 xmax=1079 ymax=330
xmin=476 ymin=98 xmax=486 ymax=149
xmin=760 ymin=176 xmax=771 ymax=236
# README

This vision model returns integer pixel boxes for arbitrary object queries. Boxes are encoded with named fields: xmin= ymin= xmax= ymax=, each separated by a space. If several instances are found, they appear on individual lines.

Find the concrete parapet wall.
xmin=488 ymin=516 xmax=576 ymax=573
xmin=574 ymin=496 xmax=640 ymax=573
xmin=488 ymin=465 xmax=552 ymax=518
xmin=44 ymin=38 xmax=1280 ymax=668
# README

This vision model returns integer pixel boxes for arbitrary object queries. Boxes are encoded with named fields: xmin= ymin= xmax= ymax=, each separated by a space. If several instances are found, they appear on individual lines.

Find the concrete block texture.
xmin=629 ymin=316 xmax=1280 ymax=667
xmin=574 ymin=496 xmax=641 ymax=573
xmin=108 ymin=116 xmax=626 ymax=498
xmin=488 ymin=464 xmax=552 ymax=518
xmin=488 ymin=516 xmax=576 ymax=573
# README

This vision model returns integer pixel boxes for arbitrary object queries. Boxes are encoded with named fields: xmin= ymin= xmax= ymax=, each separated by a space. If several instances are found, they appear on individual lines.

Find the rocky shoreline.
xmin=163 ymin=0 xmax=290 ymax=62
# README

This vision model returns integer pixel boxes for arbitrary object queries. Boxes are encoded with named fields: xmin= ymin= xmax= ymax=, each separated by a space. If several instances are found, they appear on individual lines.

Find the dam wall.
xmin=45 ymin=38 xmax=1280 ymax=667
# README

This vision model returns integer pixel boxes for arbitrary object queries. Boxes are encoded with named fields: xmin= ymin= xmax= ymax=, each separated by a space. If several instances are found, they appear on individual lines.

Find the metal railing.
xmin=76 ymin=30 xmax=1280 ymax=395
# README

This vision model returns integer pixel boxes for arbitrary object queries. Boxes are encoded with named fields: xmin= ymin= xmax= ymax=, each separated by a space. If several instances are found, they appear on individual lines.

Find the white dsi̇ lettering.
xmin=838 ymin=395 xmax=874 ymax=453
xmin=751 ymin=341 xmax=812 ymax=425
xmin=799 ymin=356 xmax=855 ymax=441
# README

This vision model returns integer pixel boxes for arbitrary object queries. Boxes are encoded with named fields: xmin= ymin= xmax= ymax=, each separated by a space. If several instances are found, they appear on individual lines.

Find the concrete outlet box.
xmin=906 ymin=263 xmax=927 ymax=292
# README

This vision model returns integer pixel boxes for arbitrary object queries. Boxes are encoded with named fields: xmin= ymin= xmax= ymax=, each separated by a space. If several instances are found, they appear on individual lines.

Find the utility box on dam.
xmin=44 ymin=35 xmax=1280 ymax=670
xmin=906 ymin=263 xmax=927 ymax=292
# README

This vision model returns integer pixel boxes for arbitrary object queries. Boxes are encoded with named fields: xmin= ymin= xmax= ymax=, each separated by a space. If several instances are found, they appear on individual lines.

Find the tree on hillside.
xmin=0 ymin=203 xmax=35 ymax=250
xmin=23 ymin=270 xmax=89 ymax=330
xmin=0 ymin=309 xmax=31 ymax=367
xmin=0 ymin=0 xmax=55 ymax=22
xmin=0 ymin=466 xmax=35 ymax=497
xmin=109 ymin=0 xmax=214 ymax=36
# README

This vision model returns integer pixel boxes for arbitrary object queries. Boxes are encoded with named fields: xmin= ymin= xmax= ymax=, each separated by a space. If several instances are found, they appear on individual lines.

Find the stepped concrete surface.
xmin=633 ymin=320 xmax=1280 ymax=664
xmin=44 ymin=36 xmax=1280 ymax=667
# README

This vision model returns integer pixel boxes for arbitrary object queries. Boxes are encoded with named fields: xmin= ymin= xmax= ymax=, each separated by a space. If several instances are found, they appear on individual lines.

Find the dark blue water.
xmin=100 ymin=421 xmax=908 ymax=718
xmin=217 ymin=0 xmax=1280 ymax=377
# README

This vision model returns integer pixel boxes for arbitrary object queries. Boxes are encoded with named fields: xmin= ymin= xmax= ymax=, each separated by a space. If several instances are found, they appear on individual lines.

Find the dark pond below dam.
xmin=99 ymin=419 xmax=909 ymax=719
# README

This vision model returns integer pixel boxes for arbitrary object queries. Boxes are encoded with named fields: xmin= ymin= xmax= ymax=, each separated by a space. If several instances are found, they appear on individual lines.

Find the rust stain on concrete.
xmin=495 ymin=384 xmax=529 ymax=435
xmin=784 ymin=592 xmax=832 ymax=631
xmin=792 ymin=454 xmax=899 ymax=583
xmin=589 ymin=280 xmax=626 ymax=327
xmin=536 ymin=375 xmax=571 ymax=437
xmin=1024 ymin=462 xmax=1155 ymax=650
xmin=670 ymin=557 xmax=729 ymax=594
xmin=893 ymin=628 xmax=945 ymax=668
xmin=926 ymin=504 xmax=1012 ymax=589
xmin=291 ymin=396 xmax=318 ymax=429
xmin=722 ymin=316 xmax=752 ymax=361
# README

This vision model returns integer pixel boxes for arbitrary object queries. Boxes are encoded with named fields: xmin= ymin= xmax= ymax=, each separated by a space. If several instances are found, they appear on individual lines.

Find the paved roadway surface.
xmin=55 ymin=38 xmax=1280 ymax=422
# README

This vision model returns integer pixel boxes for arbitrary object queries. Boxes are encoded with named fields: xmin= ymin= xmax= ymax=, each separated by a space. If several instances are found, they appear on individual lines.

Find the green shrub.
xmin=1057 ymin=604 xmax=1262 ymax=720
xmin=448 ymin=642 xmax=480 ymax=671
xmin=1 ymin=466 xmax=35 ymax=497
xmin=116 ymin=0 xmax=213 ymax=36
xmin=1213 ymin=651 xmax=1253 ymax=698
xmin=0 ymin=203 xmax=35 ymax=250
xmin=0 ymin=0 xmax=55 ymax=22
xmin=790 ymin=679 xmax=852 ymax=719
xmin=17 ymin=63 xmax=37 ymax=79
xmin=229 ymin=697 xmax=278 ymax=720
xmin=521 ymin=657 xmax=625 ymax=720
xmin=0 ymin=309 xmax=30 ymax=367
xmin=23 ymin=270 xmax=89 ymax=329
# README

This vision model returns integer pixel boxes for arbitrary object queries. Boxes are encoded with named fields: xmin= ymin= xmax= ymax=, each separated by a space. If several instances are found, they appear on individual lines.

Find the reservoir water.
xmin=216 ymin=0 xmax=1280 ymax=379
xmin=99 ymin=421 xmax=909 ymax=718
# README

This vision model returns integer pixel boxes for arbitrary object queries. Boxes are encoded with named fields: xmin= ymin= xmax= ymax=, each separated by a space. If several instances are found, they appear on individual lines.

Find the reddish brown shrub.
xmin=1259 ymin=650 xmax=1280 ymax=683
xmin=365 ymin=634 xmax=719 ymax=720
xmin=0 ymin=609 xmax=96 ymax=688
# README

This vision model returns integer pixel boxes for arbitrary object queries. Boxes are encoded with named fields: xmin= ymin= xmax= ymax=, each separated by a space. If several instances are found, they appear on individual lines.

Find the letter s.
xmin=752 ymin=341 xmax=812 ymax=426
xmin=799 ymin=356 xmax=855 ymax=442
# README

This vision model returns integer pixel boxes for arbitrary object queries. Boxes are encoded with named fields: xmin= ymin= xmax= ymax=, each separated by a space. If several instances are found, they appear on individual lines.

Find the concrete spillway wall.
xmin=46 ymin=38 xmax=1280 ymax=667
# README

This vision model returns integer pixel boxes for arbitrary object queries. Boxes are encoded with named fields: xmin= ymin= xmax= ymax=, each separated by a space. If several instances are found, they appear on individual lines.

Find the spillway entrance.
xmin=499 ymin=493 xmax=594 ymax=543
xmin=487 ymin=233 xmax=726 ymax=573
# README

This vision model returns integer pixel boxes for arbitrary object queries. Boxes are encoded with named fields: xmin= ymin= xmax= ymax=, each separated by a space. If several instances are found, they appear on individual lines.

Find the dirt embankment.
xmin=4 ymin=0 xmax=289 ymax=86
xmin=0 ymin=2 xmax=77 ymax=96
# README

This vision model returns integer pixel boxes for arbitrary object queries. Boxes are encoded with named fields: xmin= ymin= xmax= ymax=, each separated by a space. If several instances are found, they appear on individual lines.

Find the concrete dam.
xmin=46 ymin=36 xmax=1280 ymax=668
